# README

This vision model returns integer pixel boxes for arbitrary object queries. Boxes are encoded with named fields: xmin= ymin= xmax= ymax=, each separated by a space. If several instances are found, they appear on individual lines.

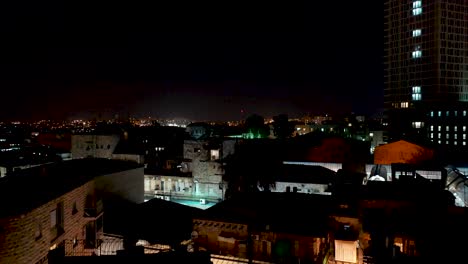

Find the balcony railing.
xmin=84 ymin=199 xmax=103 ymax=218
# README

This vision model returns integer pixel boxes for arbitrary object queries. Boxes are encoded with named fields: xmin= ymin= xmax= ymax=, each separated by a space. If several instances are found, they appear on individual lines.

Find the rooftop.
xmin=277 ymin=164 xmax=335 ymax=184
xmin=198 ymin=192 xmax=331 ymax=236
xmin=0 ymin=158 xmax=143 ymax=218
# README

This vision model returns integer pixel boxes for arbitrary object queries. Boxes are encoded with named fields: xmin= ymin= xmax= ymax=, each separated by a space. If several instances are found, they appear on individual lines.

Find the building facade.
xmin=0 ymin=159 xmax=144 ymax=264
xmin=384 ymin=0 xmax=468 ymax=147
xmin=71 ymin=134 xmax=120 ymax=159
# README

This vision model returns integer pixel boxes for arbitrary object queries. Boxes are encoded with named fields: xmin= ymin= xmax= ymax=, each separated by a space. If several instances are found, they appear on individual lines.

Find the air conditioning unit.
xmin=200 ymin=199 xmax=206 ymax=205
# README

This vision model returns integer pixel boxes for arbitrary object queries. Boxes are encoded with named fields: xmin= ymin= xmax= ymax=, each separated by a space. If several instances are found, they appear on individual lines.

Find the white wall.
xmin=273 ymin=181 xmax=330 ymax=195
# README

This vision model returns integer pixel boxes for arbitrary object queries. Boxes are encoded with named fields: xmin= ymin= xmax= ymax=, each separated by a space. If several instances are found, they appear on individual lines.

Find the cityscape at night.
xmin=1 ymin=1 xmax=468 ymax=264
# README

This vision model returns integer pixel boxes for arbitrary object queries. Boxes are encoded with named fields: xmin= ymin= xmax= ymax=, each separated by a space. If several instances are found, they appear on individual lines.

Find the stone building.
xmin=0 ymin=159 xmax=143 ymax=264
xmin=271 ymin=164 xmax=334 ymax=195
xmin=71 ymin=135 xmax=120 ymax=159
xmin=192 ymin=192 xmax=330 ymax=263
xmin=145 ymin=173 xmax=194 ymax=201
xmin=181 ymin=139 xmax=236 ymax=202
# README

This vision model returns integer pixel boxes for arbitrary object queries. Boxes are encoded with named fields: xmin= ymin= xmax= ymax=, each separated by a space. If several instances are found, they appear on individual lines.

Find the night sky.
xmin=0 ymin=1 xmax=383 ymax=121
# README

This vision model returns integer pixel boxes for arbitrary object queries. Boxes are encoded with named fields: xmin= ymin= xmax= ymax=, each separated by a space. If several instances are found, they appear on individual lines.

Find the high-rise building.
xmin=384 ymin=0 xmax=468 ymax=149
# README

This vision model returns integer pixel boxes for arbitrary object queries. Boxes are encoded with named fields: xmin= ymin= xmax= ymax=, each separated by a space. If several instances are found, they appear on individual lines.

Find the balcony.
xmin=84 ymin=199 xmax=103 ymax=218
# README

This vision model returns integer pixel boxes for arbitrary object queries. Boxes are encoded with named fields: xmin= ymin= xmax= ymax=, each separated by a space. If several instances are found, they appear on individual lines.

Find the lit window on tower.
xmin=412 ymin=86 xmax=421 ymax=100
xmin=412 ymin=1 xmax=422 ymax=16
xmin=412 ymin=29 xmax=421 ymax=37
xmin=412 ymin=8 xmax=422 ymax=16
xmin=412 ymin=49 xmax=422 ymax=58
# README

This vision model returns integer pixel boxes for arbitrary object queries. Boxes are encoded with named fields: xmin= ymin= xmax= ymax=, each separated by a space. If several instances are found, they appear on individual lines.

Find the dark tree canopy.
xmin=244 ymin=114 xmax=270 ymax=138
xmin=272 ymin=114 xmax=294 ymax=139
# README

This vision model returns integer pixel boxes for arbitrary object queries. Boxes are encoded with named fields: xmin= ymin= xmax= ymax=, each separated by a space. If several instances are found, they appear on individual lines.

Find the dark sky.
xmin=0 ymin=1 xmax=383 ymax=121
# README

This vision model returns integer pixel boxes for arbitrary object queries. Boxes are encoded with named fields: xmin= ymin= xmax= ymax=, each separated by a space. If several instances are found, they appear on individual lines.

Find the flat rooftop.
xmin=0 ymin=158 xmax=143 ymax=218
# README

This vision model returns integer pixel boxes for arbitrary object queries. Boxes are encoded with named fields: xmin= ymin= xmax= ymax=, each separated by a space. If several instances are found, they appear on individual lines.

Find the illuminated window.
xmin=464 ymin=110 xmax=467 ymax=116
xmin=400 ymin=102 xmax=409 ymax=108
xmin=438 ymin=111 xmax=442 ymax=117
xmin=446 ymin=111 xmax=450 ymax=116
xmin=412 ymin=29 xmax=421 ymax=37
xmin=454 ymin=141 xmax=458 ymax=145
xmin=430 ymin=125 xmax=433 ymax=131
xmin=430 ymin=133 xmax=433 ymax=138
xmin=438 ymin=126 xmax=441 ymax=131
xmin=210 ymin=149 xmax=220 ymax=160
xmin=446 ymin=126 xmax=449 ymax=132
xmin=446 ymin=141 xmax=449 ymax=144
xmin=455 ymin=126 xmax=458 ymax=132
xmin=413 ymin=8 xmax=422 ymax=16
xmin=446 ymin=134 xmax=449 ymax=139
xmin=454 ymin=134 xmax=458 ymax=140
xmin=464 ymin=134 xmax=466 ymax=140
xmin=413 ymin=1 xmax=421 ymax=8
xmin=412 ymin=122 xmax=423 ymax=128
xmin=464 ymin=141 xmax=466 ymax=146
xmin=464 ymin=126 xmax=467 ymax=132
xmin=454 ymin=111 xmax=458 ymax=116
xmin=412 ymin=49 xmax=422 ymax=58
xmin=438 ymin=133 xmax=441 ymax=138
xmin=438 ymin=140 xmax=441 ymax=144
xmin=430 ymin=111 xmax=434 ymax=117
xmin=411 ymin=86 xmax=421 ymax=101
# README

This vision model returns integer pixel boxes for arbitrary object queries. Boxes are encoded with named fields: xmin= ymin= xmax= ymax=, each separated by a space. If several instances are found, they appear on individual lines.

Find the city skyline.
xmin=0 ymin=1 xmax=383 ymax=121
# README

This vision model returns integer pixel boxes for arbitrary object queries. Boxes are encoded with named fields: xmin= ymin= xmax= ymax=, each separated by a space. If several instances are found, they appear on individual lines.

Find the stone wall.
xmin=0 ymin=181 xmax=95 ymax=264
xmin=273 ymin=182 xmax=330 ymax=195
xmin=192 ymin=219 xmax=248 ymax=257
xmin=111 ymin=153 xmax=144 ymax=164
xmin=145 ymin=174 xmax=194 ymax=200
xmin=71 ymin=135 xmax=120 ymax=159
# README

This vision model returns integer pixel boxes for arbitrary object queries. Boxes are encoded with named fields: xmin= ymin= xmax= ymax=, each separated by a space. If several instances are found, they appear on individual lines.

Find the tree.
xmin=244 ymin=114 xmax=269 ymax=139
xmin=272 ymin=114 xmax=294 ymax=139
xmin=223 ymin=141 xmax=282 ymax=198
